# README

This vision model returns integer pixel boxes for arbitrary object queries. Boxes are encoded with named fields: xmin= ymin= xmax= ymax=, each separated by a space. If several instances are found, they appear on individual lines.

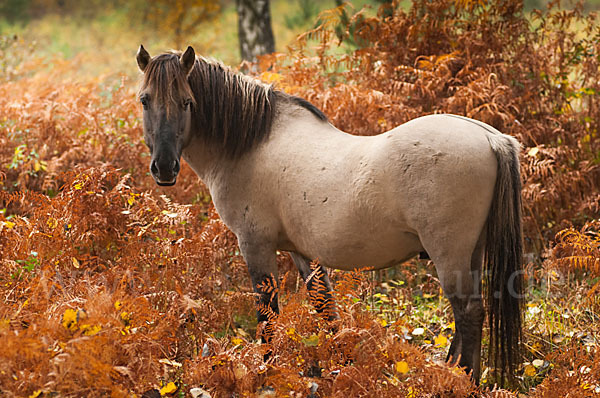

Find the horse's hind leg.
xmin=441 ymin=234 xmax=485 ymax=382
xmin=290 ymin=253 xmax=338 ymax=320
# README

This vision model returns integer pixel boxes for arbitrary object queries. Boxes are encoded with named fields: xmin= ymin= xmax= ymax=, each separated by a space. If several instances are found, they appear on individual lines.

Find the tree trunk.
xmin=236 ymin=0 xmax=275 ymax=62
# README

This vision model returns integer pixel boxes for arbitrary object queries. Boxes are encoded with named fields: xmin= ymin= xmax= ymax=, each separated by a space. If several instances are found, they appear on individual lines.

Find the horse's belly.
xmin=285 ymin=227 xmax=424 ymax=271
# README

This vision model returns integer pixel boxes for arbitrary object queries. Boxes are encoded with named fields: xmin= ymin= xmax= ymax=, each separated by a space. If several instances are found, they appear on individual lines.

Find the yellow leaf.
xmin=231 ymin=337 xmax=243 ymax=346
xmin=80 ymin=324 xmax=101 ymax=336
xmin=378 ymin=318 xmax=388 ymax=327
xmin=4 ymin=221 xmax=15 ymax=229
xmin=302 ymin=334 xmax=320 ymax=347
xmin=581 ymin=382 xmax=592 ymax=390
xmin=524 ymin=364 xmax=536 ymax=377
xmin=127 ymin=195 xmax=136 ymax=206
xmin=28 ymin=390 xmax=42 ymax=398
xmin=395 ymin=360 xmax=410 ymax=374
xmin=62 ymin=308 xmax=78 ymax=331
xmin=120 ymin=311 xmax=130 ymax=324
xmin=33 ymin=160 xmax=41 ymax=172
xmin=47 ymin=218 xmax=57 ymax=229
xmin=73 ymin=182 xmax=83 ymax=190
xmin=160 ymin=382 xmax=177 ymax=395
xmin=434 ymin=334 xmax=448 ymax=347
xmin=527 ymin=147 xmax=539 ymax=157
xmin=72 ymin=257 xmax=80 ymax=269
xmin=114 ymin=301 xmax=122 ymax=310
xmin=259 ymin=71 xmax=282 ymax=83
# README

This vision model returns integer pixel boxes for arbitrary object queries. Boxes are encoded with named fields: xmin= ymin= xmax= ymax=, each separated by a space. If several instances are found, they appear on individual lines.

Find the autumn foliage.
xmin=0 ymin=0 xmax=599 ymax=396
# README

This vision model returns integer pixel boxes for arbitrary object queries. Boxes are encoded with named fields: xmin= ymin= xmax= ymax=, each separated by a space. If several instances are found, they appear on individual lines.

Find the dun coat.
xmin=136 ymin=45 xmax=524 ymax=384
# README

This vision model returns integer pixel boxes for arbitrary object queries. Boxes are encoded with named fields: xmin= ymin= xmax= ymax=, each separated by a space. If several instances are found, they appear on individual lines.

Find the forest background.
xmin=0 ymin=0 xmax=599 ymax=396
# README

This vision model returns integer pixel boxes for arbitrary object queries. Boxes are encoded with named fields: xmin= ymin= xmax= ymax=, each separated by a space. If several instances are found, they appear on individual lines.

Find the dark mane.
xmin=141 ymin=52 xmax=328 ymax=159
xmin=188 ymin=58 xmax=329 ymax=158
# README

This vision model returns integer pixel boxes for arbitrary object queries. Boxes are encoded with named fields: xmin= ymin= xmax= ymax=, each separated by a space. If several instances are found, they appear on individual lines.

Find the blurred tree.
xmin=0 ymin=0 xmax=32 ymax=23
xmin=236 ymin=0 xmax=275 ymax=61
xmin=284 ymin=0 xmax=320 ymax=29
xmin=145 ymin=0 xmax=221 ymax=49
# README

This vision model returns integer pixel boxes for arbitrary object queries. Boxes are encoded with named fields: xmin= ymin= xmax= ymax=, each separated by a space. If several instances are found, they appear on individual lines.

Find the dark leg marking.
xmin=290 ymin=253 xmax=339 ymax=321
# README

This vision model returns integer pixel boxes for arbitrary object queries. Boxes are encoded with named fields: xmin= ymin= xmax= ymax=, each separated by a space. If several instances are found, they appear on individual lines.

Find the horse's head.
xmin=136 ymin=45 xmax=196 ymax=186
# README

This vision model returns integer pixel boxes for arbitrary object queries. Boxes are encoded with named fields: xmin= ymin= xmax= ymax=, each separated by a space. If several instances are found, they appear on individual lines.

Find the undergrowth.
xmin=0 ymin=0 xmax=599 ymax=396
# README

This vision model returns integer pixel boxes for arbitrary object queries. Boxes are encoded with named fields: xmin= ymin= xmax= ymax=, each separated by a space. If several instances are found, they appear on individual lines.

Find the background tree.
xmin=144 ymin=0 xmax=220 ymax=49
xmin=236 ymin=0 xmax=275 ymax=62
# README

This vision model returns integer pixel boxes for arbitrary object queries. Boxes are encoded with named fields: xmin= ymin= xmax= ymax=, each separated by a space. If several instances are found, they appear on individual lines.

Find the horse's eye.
xmin=140 ymin=97 xmax=149 ymax=109
xmin=183 ymin=99 xmax=192 ymax=109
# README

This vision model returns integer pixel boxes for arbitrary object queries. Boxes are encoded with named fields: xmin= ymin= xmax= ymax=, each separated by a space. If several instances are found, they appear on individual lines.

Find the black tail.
xmin=485 ymin=134 xmax=524 ymax=385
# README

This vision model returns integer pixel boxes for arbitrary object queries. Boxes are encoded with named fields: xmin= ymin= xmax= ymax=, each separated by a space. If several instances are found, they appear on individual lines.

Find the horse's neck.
xmin=182 ymin=109 xmax=344 ymax=189
xmin=181 ymin=136 xmax=229 ymax=187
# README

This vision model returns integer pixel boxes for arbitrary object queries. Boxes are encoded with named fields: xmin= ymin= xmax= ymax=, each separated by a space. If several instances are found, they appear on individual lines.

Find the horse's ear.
xmin=180 ymin=46 xmax=195 ymax=76
xmin=136 ymin=45 xmax=151 ymax=73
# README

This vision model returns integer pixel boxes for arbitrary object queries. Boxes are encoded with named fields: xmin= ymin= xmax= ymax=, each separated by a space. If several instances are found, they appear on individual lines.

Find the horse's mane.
xmin=140 ymin=52 xmax=328 ymax=158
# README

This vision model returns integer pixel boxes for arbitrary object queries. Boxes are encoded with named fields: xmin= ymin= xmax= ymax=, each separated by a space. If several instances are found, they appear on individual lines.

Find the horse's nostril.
xmin=173 ymin=160 xmax=180 ymax=174
xmin=150 ymin=160 xmax=159 ymax=175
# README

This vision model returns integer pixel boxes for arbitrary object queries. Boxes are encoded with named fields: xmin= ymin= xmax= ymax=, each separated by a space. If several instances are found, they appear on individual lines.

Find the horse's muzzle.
xmin=156 ymin=179 xmax=177 ymax=186
xmin=150 ymin=159 xmax=180 ymax=186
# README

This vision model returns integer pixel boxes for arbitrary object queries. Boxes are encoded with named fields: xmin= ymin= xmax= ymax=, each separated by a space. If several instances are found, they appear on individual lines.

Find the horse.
xmin=135 ymin=45 xmax=524 ymax=383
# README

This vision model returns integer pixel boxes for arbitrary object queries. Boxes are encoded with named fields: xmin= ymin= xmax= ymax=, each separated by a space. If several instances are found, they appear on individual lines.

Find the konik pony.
xmin=136 ymin=45 xmax=523 ymax=383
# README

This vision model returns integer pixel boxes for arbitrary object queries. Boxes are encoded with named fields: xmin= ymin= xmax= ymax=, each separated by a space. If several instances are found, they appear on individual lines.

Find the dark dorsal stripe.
xmin=286 ymin=94 xmax=328 ymax=122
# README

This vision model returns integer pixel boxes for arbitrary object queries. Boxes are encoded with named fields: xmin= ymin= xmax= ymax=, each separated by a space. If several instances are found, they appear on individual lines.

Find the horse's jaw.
xmin=181 ymin=138 xmax=225 ymax=186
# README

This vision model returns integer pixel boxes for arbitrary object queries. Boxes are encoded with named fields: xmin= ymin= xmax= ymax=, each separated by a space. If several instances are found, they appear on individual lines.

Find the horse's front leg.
xmin=290 ymin=253 xmax=338 ymax=321
xmin=239 ymin=240 xmax=279 ymax=343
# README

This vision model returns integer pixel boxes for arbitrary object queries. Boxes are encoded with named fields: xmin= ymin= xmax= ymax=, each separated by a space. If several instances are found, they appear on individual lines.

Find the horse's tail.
xmin=485 ymin=132 xmax=523 ymax=384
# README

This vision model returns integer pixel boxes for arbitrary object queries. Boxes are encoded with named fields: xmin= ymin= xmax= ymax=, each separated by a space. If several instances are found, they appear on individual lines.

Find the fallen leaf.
xmin=412 ymin=327 xmax=425 ymax=336
xmin=159 ymin=382 xmax=177 ymax=395
xmin=62 ymin=308 xmax=78 ymax=331
xmin=434 ymin=334 xmax=448 ymax=347
xmin=395 ymin=360 xmax=409 ymax=374
xmin=527 ymin=147 xmax=539 ymax=157
xmin=524 ymin=364 xmax=536 ymax=377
